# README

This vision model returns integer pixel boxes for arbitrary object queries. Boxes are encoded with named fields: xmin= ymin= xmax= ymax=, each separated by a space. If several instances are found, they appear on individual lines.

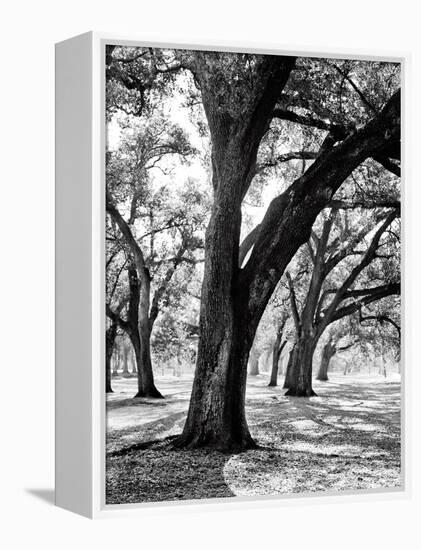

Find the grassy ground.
xmin=106 ymin=372 xmax=401 ymax=504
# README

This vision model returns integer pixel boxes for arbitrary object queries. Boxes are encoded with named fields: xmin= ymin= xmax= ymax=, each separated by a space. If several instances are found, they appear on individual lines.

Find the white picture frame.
xmin=55 ymin=31 xmax=409 ymax=518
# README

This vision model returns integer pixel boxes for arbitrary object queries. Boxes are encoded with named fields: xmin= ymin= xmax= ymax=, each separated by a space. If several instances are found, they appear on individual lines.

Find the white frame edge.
xmin=55 ymin=31 xmax=94 ymax=518
xmin=55 ymin=31 xmax=410 ymax=519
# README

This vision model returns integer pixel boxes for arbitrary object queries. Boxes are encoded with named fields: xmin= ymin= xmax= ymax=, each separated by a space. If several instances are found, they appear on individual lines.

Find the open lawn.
xmin=106 ymin=373 xmax=401 ymax=504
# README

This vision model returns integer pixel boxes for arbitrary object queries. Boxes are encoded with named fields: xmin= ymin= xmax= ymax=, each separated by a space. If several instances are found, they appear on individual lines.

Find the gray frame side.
xmin=55 ymin=32 xmax=93 ymax=518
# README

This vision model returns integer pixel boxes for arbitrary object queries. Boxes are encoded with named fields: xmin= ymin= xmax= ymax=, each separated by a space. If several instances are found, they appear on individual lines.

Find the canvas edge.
xmin=55 ymin=31 xmax=95 ymax=519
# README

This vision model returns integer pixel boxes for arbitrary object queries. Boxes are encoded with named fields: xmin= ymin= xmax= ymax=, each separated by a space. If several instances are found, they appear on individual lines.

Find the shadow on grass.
xmin=106 ymin=378 xmax=401 ymax=503
xmin=106 ymin=436 xmax=235 ymax=504
xmin=106 ymin=391 xmax=191 ymax=412
xmin=106 ymin=397 xmax=170 ymax=410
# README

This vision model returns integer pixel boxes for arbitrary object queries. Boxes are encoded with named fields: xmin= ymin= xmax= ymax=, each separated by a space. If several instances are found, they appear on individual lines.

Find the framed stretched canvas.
xmin=55 ymin=32 xmax=406 ymax=518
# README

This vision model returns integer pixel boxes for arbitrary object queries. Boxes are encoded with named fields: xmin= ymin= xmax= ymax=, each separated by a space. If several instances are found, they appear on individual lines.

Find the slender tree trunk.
xmin=125 ymin=264 xmax=163 ymax=398
xmin=106 ymin=324 xmax=117 ymax=393
xmin=135 ymin=277 xmax=163 ymax=396
xmin=283 ymin=349 xmax=296 ymax=389
xmin=106 ymin=198 xmax=163 ymax=399
xmin=317 ymin=339 xmax=336 ymax=381
xmin=106 ymin=357 xmax=113 ymax=393
xmin=130 ymin=323 xmax=163 ymax=398
xmin=285 ymin=334 xmax=318 ymax=397
xmin=248 ymin=345 xmax=260 ymax=376
xmin=268 ymin=337 xmax=285 ymax=387
xmin=129 ymin=330 xmax=162 ymax=397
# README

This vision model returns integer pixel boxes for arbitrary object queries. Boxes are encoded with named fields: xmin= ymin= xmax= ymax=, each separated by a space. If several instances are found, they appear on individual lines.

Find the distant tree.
xmin=268 ymin=310 xmax=289 ymax=387
xmin=316 ymin=323 xmax=358 ymax=381
xmin=105 ymin=233 xmax=128 ymax=393
xmin=106 ymin=118 xmax=207 ymax=397
xmin=106 ymin=316 xmax=124 ymax=393
xmin=150 ymin=259 xmax=201 ymax=372
xmin=282 ymin=206 xmax=399 ymax=396
xmin=248 ymin=344 xmax=260 ymax=376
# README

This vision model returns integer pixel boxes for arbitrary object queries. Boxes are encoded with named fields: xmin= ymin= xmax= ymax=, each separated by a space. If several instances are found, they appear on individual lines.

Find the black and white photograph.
xmin=6 ymin=0 xmax=421 ymax=544
xmin=105 ymin=46 xmax=401 ymax=505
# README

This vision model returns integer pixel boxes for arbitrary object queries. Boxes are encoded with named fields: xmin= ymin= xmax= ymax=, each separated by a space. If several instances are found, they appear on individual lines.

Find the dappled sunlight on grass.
xmin=106 ymin=372 xmax=401 ymax=503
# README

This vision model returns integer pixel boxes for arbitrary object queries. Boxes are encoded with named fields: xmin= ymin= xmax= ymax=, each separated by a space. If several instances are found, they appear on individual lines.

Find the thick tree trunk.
xmin=316 ymin=340 xmax=336 ymax=381
xmin=248 ymin=345 xmax=260 ymax=376
xmin=175 ymin=316 xmax=256 ymax=452
xmin=173 ymin=161 xmax=257 ymax=449
xmin=174 ymin=169 xmax=256 ymax=450
xmin=285 ymin=334 xmax=318 ymax=397
xmin=173 ymin=159 xmax=256 ymax=450
xmin=173 ymin=55 xmax=296 ymax=452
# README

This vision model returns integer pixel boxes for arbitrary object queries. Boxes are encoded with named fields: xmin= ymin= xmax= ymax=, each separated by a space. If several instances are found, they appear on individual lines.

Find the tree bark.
xmin=174 ymin=177 xmax=257 ymax=449
xmin=174 ymin=56 xmax=296 ymax=452
xmin=317 ymin=339 xmax=336 ymax=381
xmin=284 ymin=333 xmax=318 ymax=397
xmin=269 ymin=337 xmax=286 ymax=386
xmin=175 ymin=317 xmax=255 ymax=451
xmin=134 ymin=272 xmax=163 ymax=398
xmin=130 ymin=332 xmax=163 ymax=398
xmin=106 ymin=323 xmax=117 ymax=393
xmin=269 ymin=312 xmax=288 ymax=386
xmin=127 ymin=265 xmax=163 ymax=397
xmin=283 ymin=349 xmax=295 ymax=389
